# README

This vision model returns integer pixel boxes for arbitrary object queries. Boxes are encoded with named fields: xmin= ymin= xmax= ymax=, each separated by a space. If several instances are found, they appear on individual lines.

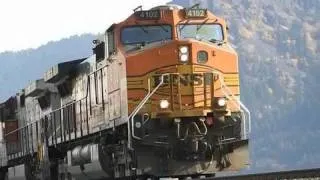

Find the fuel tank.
xmin=67 ymin=144 xmax=111 ymax=180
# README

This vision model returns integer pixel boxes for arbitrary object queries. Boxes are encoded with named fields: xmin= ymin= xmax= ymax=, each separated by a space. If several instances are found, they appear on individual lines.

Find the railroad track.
xmin=205 ymin=168 xmax=320 ymax=180
xmin=123 ymin=168 xmax=320 ymax=180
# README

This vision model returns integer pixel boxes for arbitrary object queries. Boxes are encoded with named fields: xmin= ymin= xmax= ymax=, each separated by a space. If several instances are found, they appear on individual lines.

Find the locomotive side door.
xmin=88 ymin=25 xmax=128 ymax=132
xmin=104 ymin=25 xmax=128 ymax=127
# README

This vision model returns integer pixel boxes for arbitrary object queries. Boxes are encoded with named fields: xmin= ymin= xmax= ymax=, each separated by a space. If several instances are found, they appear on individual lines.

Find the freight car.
xmin=0 ymin=4 xmax=251 ymax=180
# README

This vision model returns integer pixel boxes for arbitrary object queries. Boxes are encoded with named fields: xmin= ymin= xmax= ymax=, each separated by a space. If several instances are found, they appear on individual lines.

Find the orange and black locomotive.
xmin=0 ymin=4 xmax=250 ymax=179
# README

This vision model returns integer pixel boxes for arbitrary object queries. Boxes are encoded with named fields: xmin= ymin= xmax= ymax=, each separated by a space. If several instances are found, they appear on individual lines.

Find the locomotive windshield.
xmin=178 ymin=24 xmax=223 ymax=43
xmin=121 ymin=25 xmax=172 ymax=50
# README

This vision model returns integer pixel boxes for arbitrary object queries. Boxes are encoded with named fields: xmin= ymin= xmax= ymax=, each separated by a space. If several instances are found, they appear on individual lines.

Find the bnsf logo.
xmin=153 ymin=73 xmax=216 ymax=87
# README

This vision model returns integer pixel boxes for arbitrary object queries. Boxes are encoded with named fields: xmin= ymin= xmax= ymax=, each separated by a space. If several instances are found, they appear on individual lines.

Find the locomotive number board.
xmin=185 ymin=9 xmax=207 ymax=18
xmin=135 ymin=10 xmax=161 ymax=20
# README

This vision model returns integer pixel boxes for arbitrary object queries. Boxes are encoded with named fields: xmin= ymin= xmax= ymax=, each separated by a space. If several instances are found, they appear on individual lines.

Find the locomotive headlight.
xmin=180 ymin=54 xmax=189 ymax=62
xmin=160 ymin=100 xmax=169 ymax=109
xmin=217 ymin=98 xmax=226 ymax=107
xmin=179 ymin=46 xmax=189 ymax=62
xmin=179 ymin=46 xmax=188 ymax=54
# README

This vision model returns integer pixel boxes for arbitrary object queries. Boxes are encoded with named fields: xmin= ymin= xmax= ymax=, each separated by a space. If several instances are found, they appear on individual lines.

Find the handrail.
xmin=127 ymin=73 xmax=188 ymax=148
xmin=128 ymin=73 xmax=168 ymax=143
xmin=215 ymin=72 xmax=251 ymax=140
xmin=127 ymin=77 xmax=149 ymax=149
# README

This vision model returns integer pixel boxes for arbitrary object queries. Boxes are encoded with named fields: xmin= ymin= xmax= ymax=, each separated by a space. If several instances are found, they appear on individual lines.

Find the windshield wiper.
xmin=158 ymin=24 xmax=169 ymax=32
xmin=140 ymin=26 xmax=148 ymax=34
xmin=179 ymin=20 xmax=190 ymax=32
xmin=134 ymin=21 xmax=148 ymax=34
xmin=196 ymin=18 xmax=209 ymax=31
xmin=209 ymin=38 xmax=225 ymax=46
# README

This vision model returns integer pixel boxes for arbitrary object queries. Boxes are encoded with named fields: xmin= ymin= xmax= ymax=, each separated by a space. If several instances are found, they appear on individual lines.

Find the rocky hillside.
xmin=172 ymin=0 xmax=320 ymax=172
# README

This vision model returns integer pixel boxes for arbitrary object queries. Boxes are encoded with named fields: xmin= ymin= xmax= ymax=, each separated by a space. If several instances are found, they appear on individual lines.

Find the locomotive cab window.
xmin=106 ymin=25 xmax=116 ymax=57
xmin=121 ymin=25 xmax=172 ymax=51
xmin=178 ymin=24 xmax=223 ymax=43
xmin=107 ymin=31 xmax=115 ymax=56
